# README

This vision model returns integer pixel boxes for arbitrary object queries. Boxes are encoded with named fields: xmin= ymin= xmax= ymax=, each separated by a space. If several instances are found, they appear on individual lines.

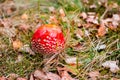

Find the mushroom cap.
xmin=31 ymin=24 xmax=65 ymax=54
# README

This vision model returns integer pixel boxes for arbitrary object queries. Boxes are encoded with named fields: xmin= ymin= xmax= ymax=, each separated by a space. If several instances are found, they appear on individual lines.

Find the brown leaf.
xmin=0 ymin=76 xmax=6 ymax=80
xmin=0 ymin=18 xmax=12 ymax=28
xmin=109 ymin=2 xmax=118 ymax=8
xmin=65 ymin=56 xmax=81 ymax=66
xmin=61 ymin=71 xmax=78 ymax=80
xmin=88 ymin=71 xmax=100 ymax=80
xmin=83 ymin=23 xmax=93 ymax=28
xmin=97 ymin=21 xmax=106 ymax=37
xmin=1 ymin=0 xmax=16 ymax=16
xmin=13 ymin=39 xmax=23 ymax=50
xmin=29 ymin=74 xmax=34 ymax=80
xmin=46 ymin=72 xmax=61 ymax=80
xmin=59 ymin=8 xmax=65 ymax=17
xmin=73 ymin=43 xmax=84 ymax=51
xmin=19 ymin=24 xmax=30 ymax=31
xmin=49 ymin=6 xmax=56 ymax=13
xmin=57 ymin=66 xmax=78 ymax=80
xmin=57 ymin=66 xmax=78 ymax=75
xmin=83 ymin=0 xmax=89 ymax=4
xmin=49 ymin=16 xmax=59 ymax=24
xmin=111 ymin=78 xmax=119 ymax=80
xmin=21 ymin=13 xmax=28 ymax=20
xmin=108 ymin=23 xmax=117 ymax=30
xmin=19 ymin=44 xmax=35 ymax=55
xmin=80 ymin=12 xmax=87 ymax=19
xmin=0 ymin=54 xmax=2 ymax=57
xmin=8 ymin=73 xmax=18 ymax=80
xmin=15 ymin=54 xmax=23 ymax=63
xmin=90 ymin=4 xmax=97 ymax=9
xmin=17 ymin=77 xmax=27 ymax=80
xmin=34 ymin=70 xmax=61 ymax=80
xmin=86 ymin=16 xmax=99 ymax=25
xmin=34 ymin=70 xmax=47 ymax=80
xmin=75 ymin=29 xmax=84 ymax=39
xmin=102 ymin=14 xmax=120 ymax=30
xmin=61 ymin=17 xmax=69 ymax=22
xmin=98 ymin=0 xmax=108 ymax=6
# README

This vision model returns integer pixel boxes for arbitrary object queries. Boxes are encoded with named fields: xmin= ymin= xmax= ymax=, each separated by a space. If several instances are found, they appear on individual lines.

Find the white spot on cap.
xmin=46 ymin=43 xmax=50 ymax=46
xmin=38 ymin=38 xmax=41 ymax=42
xmin=52 ymin=45 xmax=55 ymax=48
xmin=46 ymin=36 xmax=51 ymax=40
xmin=43 ymin=39 xmax=47 ymax=42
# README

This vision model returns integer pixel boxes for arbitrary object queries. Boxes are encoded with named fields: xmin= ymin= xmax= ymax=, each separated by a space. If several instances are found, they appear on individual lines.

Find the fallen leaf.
xmin=34 ymin=70 xmax=61 ymax=80
xmin=80 ymin=12 xmax=87 ymax=19
xmin=57 ymin=66 xmax=78 ymax=75
xmin=112 ymin=21 xmax=118 ymax=28
xmin=102 ymin=61 xmax=120 ymax=73
xmin=19 ymin=24 xmax=30 ymax=31
xmin=13 ymin=39 xmax=23 ymax=50
xmin=98 ymin=0 xmax=108 ymax=6
xmin=99 ymin=0 xmax=108 ymax=3
xmin=0 ymin=76 xmax=6 ymax=80
xmin=8 ymin=73 xmax=18 ymax=80
xmin=15 ymin=54 xmax=23 ymax=63
xmin=83 ymin=0 xmax=89 ymax=4
xmin=75 ymin=29 xmax=84 ymax=39
xmin=95 ymin=44 xmax=106 ymax=50
xmin=48 ymin=6 xmax=56 ymax=13
xmin=21 ymin=13 xmax=28 ymax=20
xmin=49 ymin=15 xmax=59 ymax=24
xmin=77 ymin=23 xmax=82 ymax=27
xmin=86 ymin=15 xmax=99 ymax=25
xmin=1 ymin=0 xmax=16 ymax=16
xmin=65 ymin=56 xmax=81 ymax=66
xmin=46 ymin=72 xmax=61 ymax=80
xmin=111 ymin=14 xmax=120 ymax=28
xmin=90 ymin=4 xmax=97 ymax=9
xmin=73 ymin=43 xmax=83 ymax=51
xmin=19 ymin=44 xmax=35 ymax=55
xmin=34 ymin=70 xmax=47 ymax=80
xmin=0 ymin=54 xmax=2 ymax=57
xmin=112 ymin=14 xmax=120 ymax=21
xmin=108 ymin=22 xmax=117 ymax=30
xmin=88 ymin=71 xmax=100 ymax=80
xmin=97 ymin=21 xmax=106 ymax=37
xmin=83 ymin=23 xmax=93 ymax=28
xmin=61 ymin=71 xmax=78 ymax=80
xmin=0 ymin=19 xmax=16 ymax=37
xmin=111 ymin=78 xmax=119 ymax=80
xmin=29 ymin=74 xmax=34 ymax=80
xmin=59 ymin=8 xmax=65 ymax=17
xmin=84 ymin=29 xmax=90 ymax=36
xmin=87 ymin=12 xmax=96 ymax=15
xmin=102 ymin=14 xmax=120 ymax=30
xmin=17 ymin=77 xmax=27 ymax=80
xmin=61 ymin=17 xmax=69 ymax=22
xmin=109 ymin=2 xmax=118 ymax=8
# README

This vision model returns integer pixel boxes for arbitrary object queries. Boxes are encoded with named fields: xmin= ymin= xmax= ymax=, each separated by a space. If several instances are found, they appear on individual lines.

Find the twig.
xmin=44 ymin=53 xmax=59 ymax=66
xmin=100 ymin=8 xmax=109 ymax=21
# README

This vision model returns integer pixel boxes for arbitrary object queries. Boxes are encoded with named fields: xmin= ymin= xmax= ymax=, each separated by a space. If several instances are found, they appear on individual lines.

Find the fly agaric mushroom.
xmin=31 ymin=24 xmax=65 ymax=55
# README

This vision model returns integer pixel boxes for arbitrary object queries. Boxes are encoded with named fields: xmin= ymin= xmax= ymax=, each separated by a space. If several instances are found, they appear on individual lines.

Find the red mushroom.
xmin=31 ymin=24 xmax=65 ymax=55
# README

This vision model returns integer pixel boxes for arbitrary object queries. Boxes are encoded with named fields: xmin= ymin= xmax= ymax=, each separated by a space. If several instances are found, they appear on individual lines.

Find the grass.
xmin=0 ymin=0 xmax=120 ymax=79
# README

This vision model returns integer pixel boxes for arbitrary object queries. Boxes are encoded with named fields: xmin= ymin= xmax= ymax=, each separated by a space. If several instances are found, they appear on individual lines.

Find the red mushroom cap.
xmin=31 ymin=24 xmax=65 ymax=54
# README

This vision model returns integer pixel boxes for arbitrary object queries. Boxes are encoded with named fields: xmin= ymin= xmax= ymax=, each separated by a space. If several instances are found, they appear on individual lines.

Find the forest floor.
xmin=0 ymin=0 xmax=120 ymax=80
